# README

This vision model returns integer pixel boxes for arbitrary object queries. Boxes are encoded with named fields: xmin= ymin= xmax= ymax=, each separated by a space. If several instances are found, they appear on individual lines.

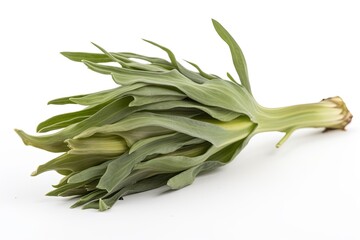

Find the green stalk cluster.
xmin=16 ymin=20 xmax=352 ymax=211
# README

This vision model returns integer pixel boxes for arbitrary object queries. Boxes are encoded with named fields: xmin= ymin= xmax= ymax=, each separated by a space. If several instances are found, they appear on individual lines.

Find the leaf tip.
xmin=14 ymin=129 xmax=31 ymax=146
xmin=91 ymin=42 xmax=104 ymax=52
xmin=60 ymin=51 xmax=69 ymax=58
xmin=70 ymin=204 xmax=79 ymax=209
xmin=211 ymin=18 xmax=219 ymax=25
xmin=99 ymin=199 xmax=110 ymax=211
xmin=45 ymin=189 xmax=59 ymax=196
xmin=60 ymin=52 xmax=79 ymax=62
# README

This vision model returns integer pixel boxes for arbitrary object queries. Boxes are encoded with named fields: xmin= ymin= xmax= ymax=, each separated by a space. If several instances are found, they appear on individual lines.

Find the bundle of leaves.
xmin=16 ymin=20 xmax=352 ymax=211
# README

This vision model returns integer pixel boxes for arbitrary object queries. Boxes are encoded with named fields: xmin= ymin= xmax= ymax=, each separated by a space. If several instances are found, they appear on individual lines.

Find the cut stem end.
xmin=322 ymin=96 xmax=353 ymax=131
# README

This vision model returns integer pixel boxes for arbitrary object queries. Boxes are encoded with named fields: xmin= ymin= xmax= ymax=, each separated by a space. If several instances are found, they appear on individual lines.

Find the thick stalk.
xmin=254 ymin=96 xmax=352 ymax=147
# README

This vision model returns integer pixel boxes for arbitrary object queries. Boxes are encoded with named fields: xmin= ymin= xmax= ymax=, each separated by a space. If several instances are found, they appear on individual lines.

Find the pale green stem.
xmin=254 ymin=97 xmax=352 ymax=147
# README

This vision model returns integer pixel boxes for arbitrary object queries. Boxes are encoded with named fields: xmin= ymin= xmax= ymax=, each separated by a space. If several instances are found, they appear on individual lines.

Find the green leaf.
xmin=52 ymin=173 xmax=76 ymax=188
xmin=184 ymin=60 xmax=216 ymax=80
xmin=129 ymin=95 xmax=185 ymax=107
xmin=46 ymin=182 xmax=86 ymax=196
xmin=97 ymin=133 xmax=197 ymax=192
xmin=91 ymin=43 xmax=127 ymax=68
xmin=143 ymin=39 xmax=208 ymax=84
xmin=69 ymin=83 xmax=145 ymax=106
xmin=71 ymin=190 xmax=106 ymax=208
xmin=127 ymin=85 xmax=185 ymax=97
xmin=75 ymin=112 xmax=255 ymax=148
xmin=66 ymin=135 xmax=127 ymax=156
xmin=32 ymin=153 xmax=115 ymax=176
xmin=167 ymin=161 xmax=224 ymax=189
xmin=99 ymin=173 xmax=175 ymax=211
xmin=37 ymin=103 xmax=107 ymax=133
xmin=119 ymin=127 xmax=173 ymax=147
xmin=59 ymin=187 xmax=89 ymax=197
xmin=82 ymin=201 xmax=100 ymax=210
xmin=212 ymin=19 xmax=251 ymax=94
xmin=61 ymin=52 xmax=113 ymax=63
xmin=96 ymin=152 xmax=135 ymax=192
xmin=226 ymin=72 xmax=237 ymax=83
xmin=108 ymin=169 xmax=157 ymax=194
xmin=62 ymin=49 xmax=169 ymax=71
xmin=134 ymin=142 xmax=217 ymax=172
xmin=129 ymin=132 xmax=203 ymax=154
xmin=82 ymin=60 xmax=124 ymax=75
xmin=68 ymin=161 xmax=110 ymax=184
xmin=92 ymin=43 xmax=167 ymax=72
xmin=48 ymin=95 xmax=86 ymax=105
xmin=111 ymin=70 xmax=257 ymax=119
xmin=116 ymin=52 xmax=173 ymax=68
xmin=141 ymin=99 xmax=241 ymax=122
xmin=15 ymin=97 xmax=134 ymax=152
xmin=124 ymin=173 xmax=175 ymax=195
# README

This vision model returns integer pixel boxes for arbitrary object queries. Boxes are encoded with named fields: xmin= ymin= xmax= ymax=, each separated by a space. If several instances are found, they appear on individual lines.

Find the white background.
xmin=1 ymin=0 xmax=359 ymax=239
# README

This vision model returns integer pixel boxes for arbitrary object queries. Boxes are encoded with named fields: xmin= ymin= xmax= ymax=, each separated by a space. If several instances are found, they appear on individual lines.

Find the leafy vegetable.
xmin=16 ymin=19 xmax=352 ymax=211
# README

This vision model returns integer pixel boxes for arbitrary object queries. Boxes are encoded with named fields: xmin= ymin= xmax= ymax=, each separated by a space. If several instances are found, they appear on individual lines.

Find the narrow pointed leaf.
xmin=61 ymin=52 xmax=113 ymax=63
xmin=212 ymin=19 xmax=251 ymax=94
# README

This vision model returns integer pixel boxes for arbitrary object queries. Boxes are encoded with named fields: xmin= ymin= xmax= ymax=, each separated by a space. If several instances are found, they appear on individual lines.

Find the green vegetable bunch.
xmin=16 ymin=20 xmax=352 ymax=211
